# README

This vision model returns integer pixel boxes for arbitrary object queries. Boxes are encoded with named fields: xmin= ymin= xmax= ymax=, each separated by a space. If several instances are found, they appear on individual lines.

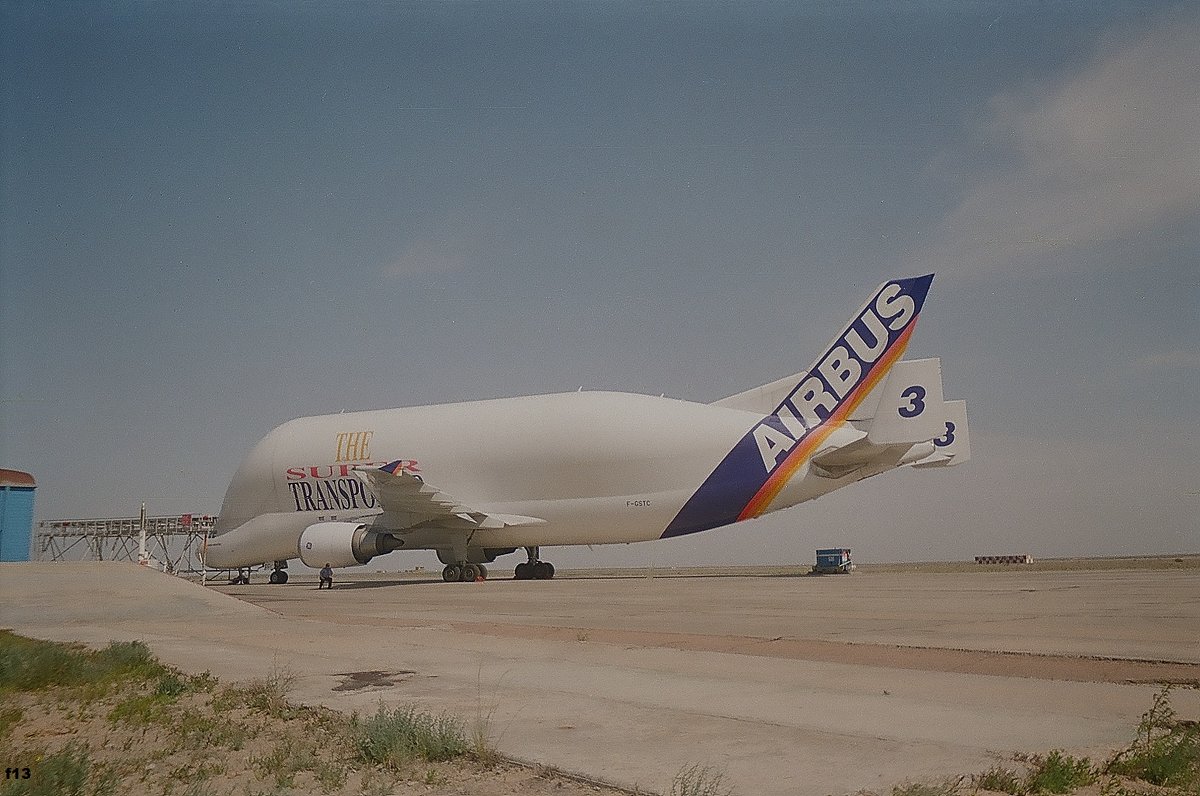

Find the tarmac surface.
xmin=3 ymin=561 xmax=1199 ymax=796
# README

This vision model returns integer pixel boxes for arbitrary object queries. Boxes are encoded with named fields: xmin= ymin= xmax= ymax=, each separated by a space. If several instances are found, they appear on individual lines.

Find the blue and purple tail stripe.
xmin=661 ymin=274 xmax=934 ymax=538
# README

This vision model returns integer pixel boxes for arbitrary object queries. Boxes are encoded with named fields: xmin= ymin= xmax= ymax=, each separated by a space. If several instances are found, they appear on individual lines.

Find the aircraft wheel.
xmin=460 ymin=563 xmax=480 ymax=582
xmin=514 ymin=562 xmax=530 ymax=580
xmin=476 ymin=564 xmax=488 ymax=580
xmin=442 ymin=564 xmax=461 ymax=582
xmin=534 ymin=562 xmax=554 ymax=580
xmin=269 ymin=570 xmax=288 ymax=585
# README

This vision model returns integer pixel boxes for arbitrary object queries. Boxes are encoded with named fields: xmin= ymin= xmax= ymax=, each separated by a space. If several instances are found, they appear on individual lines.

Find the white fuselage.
xmin=207 ymin=390 xmax=865 ymax=568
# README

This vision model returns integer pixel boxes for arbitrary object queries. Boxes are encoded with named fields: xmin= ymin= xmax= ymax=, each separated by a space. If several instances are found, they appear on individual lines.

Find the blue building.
xmin=0 ymin=469 xmax=36 ymax=562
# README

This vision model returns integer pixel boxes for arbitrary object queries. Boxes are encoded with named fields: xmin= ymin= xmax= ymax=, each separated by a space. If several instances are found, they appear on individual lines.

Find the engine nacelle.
xmin=297 ymin=522 xmax=403 ymax=569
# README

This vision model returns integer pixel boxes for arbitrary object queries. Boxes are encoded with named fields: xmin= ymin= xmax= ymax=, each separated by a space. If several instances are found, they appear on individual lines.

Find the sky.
xmin=2 ymin=1 xmax=1197 ymax=569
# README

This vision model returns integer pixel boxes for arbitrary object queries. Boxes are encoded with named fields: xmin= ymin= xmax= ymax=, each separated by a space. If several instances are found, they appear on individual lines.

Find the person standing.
xmin=319 ymin=563 xmax=333 ymax=589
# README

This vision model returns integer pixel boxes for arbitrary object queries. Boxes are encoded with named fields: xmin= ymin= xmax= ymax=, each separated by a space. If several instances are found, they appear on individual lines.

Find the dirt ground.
xmin=296 ymin=616 xmax=1200 ymax=688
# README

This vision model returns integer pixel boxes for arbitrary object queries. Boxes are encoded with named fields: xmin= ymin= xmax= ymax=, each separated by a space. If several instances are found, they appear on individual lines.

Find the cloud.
xmin=383 ymin=239 xmax=469 ymax=278
xmin=1134 ymin=349 xmax=1200 ymax=370
xmin=910 ymin=9 xmax=1200 ymax=276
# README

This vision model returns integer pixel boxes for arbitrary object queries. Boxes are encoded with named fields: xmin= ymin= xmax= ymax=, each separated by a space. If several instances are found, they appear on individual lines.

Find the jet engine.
xmin=297 ymin=522 xmax=402 ymax=568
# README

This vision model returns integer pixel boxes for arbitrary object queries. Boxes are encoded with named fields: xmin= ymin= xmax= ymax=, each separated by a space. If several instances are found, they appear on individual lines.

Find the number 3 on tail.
xmin=934 ymin=421 xmax=956 ymax=447
xmin=898 ymin=385 xmax=926 ymax=418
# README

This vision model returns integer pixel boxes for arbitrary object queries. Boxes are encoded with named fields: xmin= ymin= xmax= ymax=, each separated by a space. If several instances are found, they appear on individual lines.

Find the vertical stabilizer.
xmin=666 ymin=275 xmax=934 ymax=537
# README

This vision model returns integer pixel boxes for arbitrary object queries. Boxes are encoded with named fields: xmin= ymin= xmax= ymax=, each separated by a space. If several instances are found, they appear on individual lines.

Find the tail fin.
xmin=714 ymin=274 xmax=934 ymax=418
xmin=863 ymin=357 xmax=945 ymax=445
xmin=663 ymin=275 xmax=935 ymax=537
xmin=911 ymin=400 xmax=970 ymax=468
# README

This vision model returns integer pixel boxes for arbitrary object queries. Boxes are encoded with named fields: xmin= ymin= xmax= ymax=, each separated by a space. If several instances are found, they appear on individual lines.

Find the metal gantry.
xmin=36 ymin=513 xmax=217 ymax=577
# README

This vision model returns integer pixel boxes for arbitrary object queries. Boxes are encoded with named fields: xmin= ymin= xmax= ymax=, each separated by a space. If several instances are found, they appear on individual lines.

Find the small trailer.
xmin=812 ymin=548 xmax=853 ymax=574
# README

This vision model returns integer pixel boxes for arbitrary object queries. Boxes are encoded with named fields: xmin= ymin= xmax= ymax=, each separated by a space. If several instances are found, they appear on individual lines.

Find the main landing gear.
xmin=229 ymin=568 xmax=251 ymax=585
xmin=443 ymin=562 xmax=488 ymax=582
xmin=513 ymin=546 xmax=554 ymax=580
xmin=268 ymin=561 xmax=289 ymax=584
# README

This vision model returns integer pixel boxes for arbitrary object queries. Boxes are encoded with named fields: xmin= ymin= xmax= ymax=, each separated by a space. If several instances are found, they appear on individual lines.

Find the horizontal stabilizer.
xmin=811 ymin=435 xmax=915 ymax=478
xmin=866 ymin=358 xmax=945 ymax=445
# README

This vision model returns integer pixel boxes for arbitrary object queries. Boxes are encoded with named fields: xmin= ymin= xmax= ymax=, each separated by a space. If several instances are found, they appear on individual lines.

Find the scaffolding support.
xmin=36 ymin=514 xmax=218 ymax=578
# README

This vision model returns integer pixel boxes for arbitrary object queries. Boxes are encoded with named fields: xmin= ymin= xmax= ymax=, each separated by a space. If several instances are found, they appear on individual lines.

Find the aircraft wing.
xmin=352 ymin=461 xmax=545 ymax=530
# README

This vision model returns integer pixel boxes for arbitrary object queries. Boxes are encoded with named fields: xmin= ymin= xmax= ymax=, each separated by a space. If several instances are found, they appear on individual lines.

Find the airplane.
xmin=205 ymin=274 xmax=968 ymax=584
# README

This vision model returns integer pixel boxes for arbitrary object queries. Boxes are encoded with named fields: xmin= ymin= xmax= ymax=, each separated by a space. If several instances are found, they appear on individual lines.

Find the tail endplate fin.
xmin=864 ymin=357 xmax=945 ymax=445
xmin=912 ymin=399 xmax=970 ymax=468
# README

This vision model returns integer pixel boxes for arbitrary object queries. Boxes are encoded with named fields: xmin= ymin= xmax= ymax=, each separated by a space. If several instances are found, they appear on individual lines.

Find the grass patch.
xmin=0 ymin=631 xmax=636 ymax=796
xmin=354 ymin=703 xmax=470 ymax=768
xmin=216 ymin=659 xmax=296 ymax=719
xmin=171 ymin=705 xmax=251 ymax=751
xmin=0 ymin=632 xmax=169 ymax=696
xmin=1021 ymin=750 xmax=1096 ymax=794
xmin=974 ymin=765 xmax=1023 ymax=794
xmin=0 ymin=705 xmax=22 ymax=742
xmin=670 ymin=763 xmax=734 ymax=796
xmin=0 ymin=742 xmax=116 ymax=796
xmin=1107 ymin=686 xmax=1200 ymax=790
xmin=249 ymin=735 xmax=317 ymax=790
xmin=961 ymin=690 xmax=1200 ymax=796
xmin=892 ymin=778 xmax=961 ymax=796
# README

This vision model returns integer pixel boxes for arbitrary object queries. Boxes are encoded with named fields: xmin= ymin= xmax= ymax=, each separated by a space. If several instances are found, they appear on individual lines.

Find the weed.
xmin=312 ymin=757 xmax=348 ymax=791
xmin=0 ymin=705 xmax=22 ymax=741
xmin=355 ymin=703 xmax=469 ymax=767
xmin=238 ymin=659 xmax=297 ymax=718
xmin=974 ymin=765 xmax=1023 ymax=794
xmin=424 ymin=767 xmax=447 ymax=785
xmin=471 ymin=716 xmax=500 ymax=767
xmin=155 ymin=673 xmax=188 ymax=698
xmin=535 ymin=762 xmax=562 ymax=779
xmin=359 ymin=767 xmax=400 ymax=796
xmin=1107 ymin=685 xmax=1200 ymax=789
xmin=471 ymin=667 xmax=504 ymax=767
xmin=1021 ymin=750 xmax=1096 ymax=794
xmin=0 ymin=742 xmax=116 ymax=796
xmin=892 ymin=778 xmax=962 ymax=796
xmin=93 ymin=640 xmax=162 ymax=678
xmin=670 ymin=763 xmax=734 ymax=796
xmin=108 ymin=690 xmax=173 ymax=726
xmin=187 ymin=670 xmax=218 ymax=692
xmin=178 ymin=782 xmax=218 ymax=796
xmin=172 ymin=706 xmax=250 ymax=751
xmin=254 ymin=733 xmax=321 ymax=788
xmin=167 ymin=759 xmax=220 ymax=783
xmin=0 ymin=633 xmax=85 ymax=693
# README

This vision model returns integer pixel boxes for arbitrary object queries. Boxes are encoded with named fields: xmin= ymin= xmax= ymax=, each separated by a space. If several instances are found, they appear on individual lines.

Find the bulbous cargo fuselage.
xmin=208 ymin=391 xmax=838 ymax=568
xmin=206 ymin=275 xmax=964 ymax=573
